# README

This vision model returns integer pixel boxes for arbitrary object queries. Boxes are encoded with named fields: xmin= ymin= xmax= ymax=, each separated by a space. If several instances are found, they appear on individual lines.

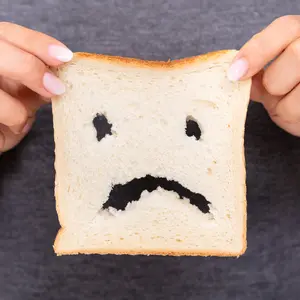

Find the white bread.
xmin=52 ymin=50 xmax=251 ymax=256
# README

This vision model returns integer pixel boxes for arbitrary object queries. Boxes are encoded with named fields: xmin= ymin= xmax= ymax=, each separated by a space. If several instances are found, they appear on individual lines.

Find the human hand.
xmin=227 ymin=15 xmax=300 ymax=136
xmin=0 ymin=22 xmax=73 ymax=152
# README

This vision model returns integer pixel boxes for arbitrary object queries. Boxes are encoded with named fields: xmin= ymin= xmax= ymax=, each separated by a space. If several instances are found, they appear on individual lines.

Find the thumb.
xmin=250 ymin=70 xmax=266 ymax=103
xmin=250 ymin=70 xmax=282 ymax=116
xmin=227 ymin=16 xmax=300 ymax=82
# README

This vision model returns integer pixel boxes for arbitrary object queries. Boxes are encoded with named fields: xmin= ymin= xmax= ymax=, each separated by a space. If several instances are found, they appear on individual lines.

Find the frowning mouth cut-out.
xmin=102 ymin=175 xmax=211 ymax=214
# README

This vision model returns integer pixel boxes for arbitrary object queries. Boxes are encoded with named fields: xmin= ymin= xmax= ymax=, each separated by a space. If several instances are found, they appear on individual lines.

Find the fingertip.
xmin=249 ymin=71 xmax=267 ymax=103
xmin=227 ymin=57 xmax=249 ymax=82
xmin=48 ymin=44 xmax=73 ymax=63
xmin=43 ymin=72 xmax=66 ymax=95
xmin=21 ymin=117 xmax=34 ymax=134
xmin=0 ymin=131 xmax=5 ymax=151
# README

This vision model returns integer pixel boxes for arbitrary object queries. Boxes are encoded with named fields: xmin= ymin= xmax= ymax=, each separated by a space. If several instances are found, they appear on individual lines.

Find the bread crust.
xmin=54 ymin=228 xmax=245 ymax=257
xmin=52 ymin=49 xmax=249 ymax=257
xmin=73 ymin=49 xmax=236 ymax=69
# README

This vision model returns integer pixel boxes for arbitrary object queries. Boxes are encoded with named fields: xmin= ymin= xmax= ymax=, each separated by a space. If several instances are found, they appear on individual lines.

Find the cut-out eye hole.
xmin=185 ymin=116 xmax=201 ymax=140
xmin=93 ymin=113 xmax=113 ymax=142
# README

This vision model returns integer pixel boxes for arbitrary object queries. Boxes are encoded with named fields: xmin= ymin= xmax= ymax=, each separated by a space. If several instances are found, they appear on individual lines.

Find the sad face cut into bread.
xmin=52 ymin=50 xmax=251 ymax=256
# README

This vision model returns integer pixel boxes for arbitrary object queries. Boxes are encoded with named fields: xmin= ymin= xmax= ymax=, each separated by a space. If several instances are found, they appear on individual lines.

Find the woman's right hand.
xmin=0 ymin=22 xmax=73 ymax=152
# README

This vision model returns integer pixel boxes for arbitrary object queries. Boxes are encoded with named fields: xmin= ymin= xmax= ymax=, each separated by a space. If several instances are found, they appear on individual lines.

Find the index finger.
xmin=0 ymin=22 xmax=73 ymax=66
xmin=228 ymin=15 xmax=300 ymax=81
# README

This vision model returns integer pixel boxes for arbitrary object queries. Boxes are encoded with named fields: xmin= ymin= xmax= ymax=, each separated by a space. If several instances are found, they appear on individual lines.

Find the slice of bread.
xmin=52 ymin=50 xmax=251 ymax=256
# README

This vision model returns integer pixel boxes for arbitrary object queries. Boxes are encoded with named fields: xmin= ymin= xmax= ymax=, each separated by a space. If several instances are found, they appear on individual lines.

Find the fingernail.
xmin=48 ymin=45 xmax=73 ymax=62
xmin=227 ymin=58 xmax=249 ymax=81
xmin=43 ymin=73 xmax=66 ymax=95
xmin=10 ymin=119 xmax=32 ymax=135
xmin=10 ymin=124 xmax=23 ymax=134
xmin=21 ymin=120 xmax=32 ymax=134
xmin=0 ymin=132 xmax=4 ymax=150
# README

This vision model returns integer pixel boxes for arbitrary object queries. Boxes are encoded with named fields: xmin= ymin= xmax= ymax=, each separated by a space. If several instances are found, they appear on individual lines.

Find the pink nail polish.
xmin=21 ymin=121 xmax=32 ymax=134
xmin=48 ymin=45 xmax=73 ymax=62
xmin=43 ymin=73 xmax=66 ymax=95
xmin=227 ymin=58 xmax=249 ymax=81
xmin=0 ymin=133 xmax=4 ymax=150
